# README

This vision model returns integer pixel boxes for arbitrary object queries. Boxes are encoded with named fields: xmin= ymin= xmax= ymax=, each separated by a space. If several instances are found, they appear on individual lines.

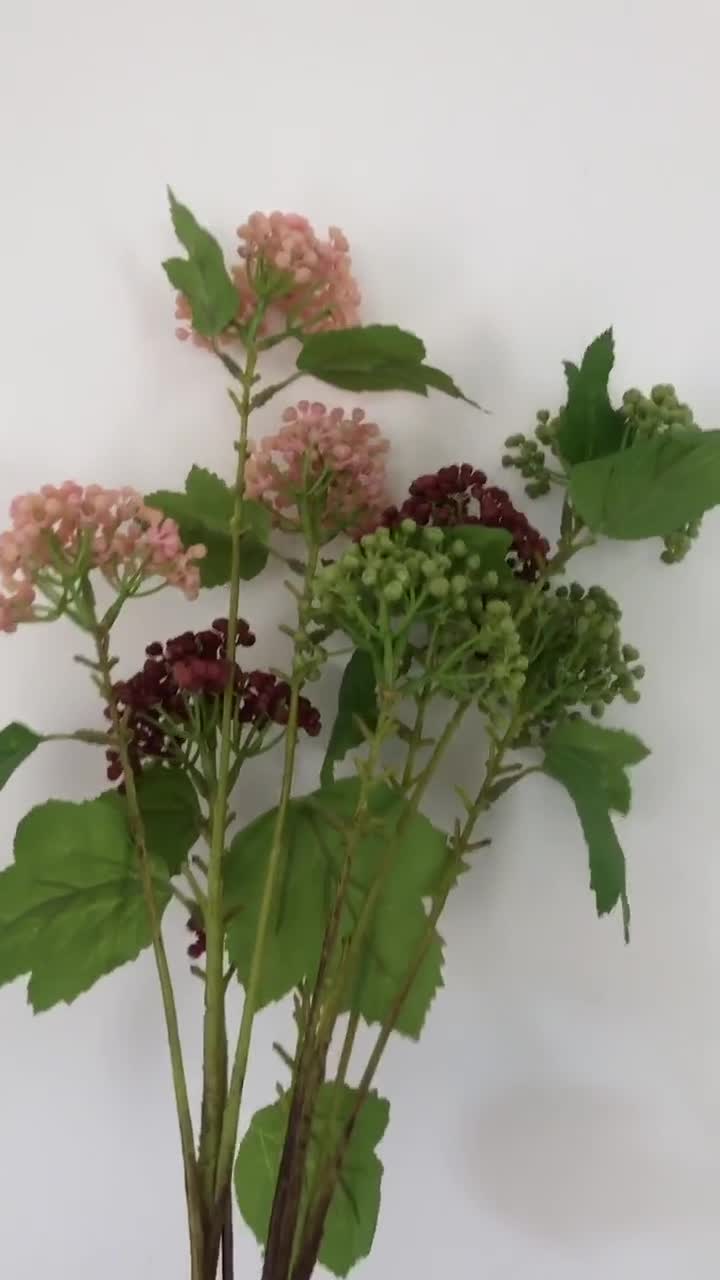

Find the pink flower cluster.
xmin=0 ymin=483 xmax=206 ymax=633
xmin=176 ymin=212 xmax=360 ymax=346
xmin=245 ymin=401 xmax=390 ymax=534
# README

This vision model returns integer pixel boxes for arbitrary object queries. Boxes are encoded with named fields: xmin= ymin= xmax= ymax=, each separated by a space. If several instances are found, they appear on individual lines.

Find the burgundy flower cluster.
xmin=105 ymin=618 xmax=320 ymax=780
xmin=378 ymin=463 xmax=550 ymax=578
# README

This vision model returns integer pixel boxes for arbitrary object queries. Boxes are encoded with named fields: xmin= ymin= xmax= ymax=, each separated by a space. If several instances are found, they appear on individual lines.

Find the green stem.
xmin=213 ymin=540 xmax=320 ymax=1204
xmin=292 ymin=728 xmax=526 ymax=1280
xmin=199 ymin=341 xmax=259 ymax=1203
xmin=94 ymin=626 xmax=204 ymax=1272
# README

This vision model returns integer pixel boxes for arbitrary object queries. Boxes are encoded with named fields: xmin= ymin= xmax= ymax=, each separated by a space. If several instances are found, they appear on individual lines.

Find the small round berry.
xmin=383 ymin=580 xmax=404 ymax=603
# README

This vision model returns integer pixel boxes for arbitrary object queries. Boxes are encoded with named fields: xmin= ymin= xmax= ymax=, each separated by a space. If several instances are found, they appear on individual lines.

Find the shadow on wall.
xmin=463 ymin=1082 xmax=719 ymax=1242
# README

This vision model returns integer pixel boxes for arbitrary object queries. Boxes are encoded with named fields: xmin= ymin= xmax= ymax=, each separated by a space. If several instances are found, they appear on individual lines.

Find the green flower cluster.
xmin=502 ymin=410 xmax=559 ymax=497
xmin=517 ymin=581 xmax=644 ymax=740
xmin=312 ymin=520 xmax=528 ymax=717
xmin=621 ymin=385 xmax=702 ymax=563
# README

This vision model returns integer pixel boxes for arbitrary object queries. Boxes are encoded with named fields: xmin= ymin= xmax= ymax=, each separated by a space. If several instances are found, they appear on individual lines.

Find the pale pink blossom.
xmin=0 ymin=482 xmax=206 ymax=633
xmin=175 ymin=212 xmax=360 ymax=346
xmin=245 ymin=402 xmax=390 ymax=535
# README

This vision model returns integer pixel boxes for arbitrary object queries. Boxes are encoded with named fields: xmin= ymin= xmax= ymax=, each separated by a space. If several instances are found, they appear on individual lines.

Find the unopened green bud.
xmin=569 ymin=582 xmax=584 ymax=601
xmin=622 ymin=687 xmax=641 ymax=704
xmin=394 ymin=565 xmax=410 ymax=586
xmin=383 ymin=580 xmax=404 ymax=603
xmin=400 ymin=518 xmax=417 ymax=536
xmin=590 ymin=702 xmax=605 ymax=718
xmin=486 ymin=599 xmax=510 ymax=618
xmin=622 ymin=644 xmax=639 ymax=662
xmin=632 ymin=664 xmax=645 ymax=679
xmin=481 ymin=570 xmax=499 ymax=590
xmin=360 ymin=533 xmax=376 ymax=549
xmin=422 ymin=526 xmax=445 ymax=546
xmin=466 ymin=554 xmax=481 ymax=572
xmin=429 ymin=577 xmax=449 ymax=599
xmin=361 ymin=568 xmax=377 ymax=587
xmin=450 ymin=574 xmax=468 ymax=594
xmin=450 ymin=538 xmax=468 ymax=559
xmin=505 ymin=433 xmax=525 ymax=447
xmin=501 ymin=454 xmax=514 ymax=468
xmin=536 ymin=409 xmax=551 ymax=424
xmin=453 ymin=596 xmax=468 ymax=613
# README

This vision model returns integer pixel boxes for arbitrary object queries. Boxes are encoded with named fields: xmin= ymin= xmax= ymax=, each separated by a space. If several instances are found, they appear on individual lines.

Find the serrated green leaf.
xmin=163 ymin=190 xmax=238 ymax=337
xmin=545 ymin=720 xmax=650 ymax=769
xmin=146 ymin=470 xmax=269 ymax=586
xmin=225 ymin=779 xmax=446 ymax=1034
xmin=0 ymin=795 xmax=170 ymax=1009
xmin=235 ymin=1084 xmax=389 ymax=1277
xmin=299 ymin=325 xmax=426 ymax=372
xmin=542 ymin=720 xmax=650 ymax=940
xmin=556 ymin=329 xmax=627 ymax=464
xmin=0 ymin=722 xmax=42 ymax=791
xmin=133 ymin=765 xmax=202 ymax=876
xmin=225 ymin=804 xmax=331 ymax=1007
xmin=568 ymin=429 xmax=720 ymax=539
xmin=296 ymin=324 xmax=477 ymax=403
xmin=321 ymin=651 xmax=378 ymax=786
xmin=421 ymin=363 xmax=481 ymax=407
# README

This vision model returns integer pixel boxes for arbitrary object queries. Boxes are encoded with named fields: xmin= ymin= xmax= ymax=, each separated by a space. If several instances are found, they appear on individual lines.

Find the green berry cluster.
xmin=502 ymin=410 xmax=559 ymax=497
xmin=312 ymin=520 xmax=528 ymax=717
xmin=516 ymin=581 xmax=644 ymax=739
xmin=622 ymin=384 xmax=702 ymax=562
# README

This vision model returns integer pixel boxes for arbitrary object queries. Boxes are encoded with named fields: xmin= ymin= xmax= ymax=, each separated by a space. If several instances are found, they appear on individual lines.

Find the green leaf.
xmin=235 ymin=1084 xmax=389 ymax=1277
xmin=133 ymin=765 xmax=202 ymax=876
xmin=421 ymin=363 xmax=481 ymax=407
xmin=446 ymin=525 xmax=514 ymax=577
xmin=299 ymin=325 xmax=426 ymax=372
xmin=556 ymin=329 xmax=627 ymax=464
xmin=0 ymin=722 xmax=42 ymax=791
xmin=225 ymin=779 xmax=447 ymax=1034
xmin=0 ymin=795 xmax=170 ymax=1010
xmin=225 ymin=804 xmax=331 ymax=1008
xmin=146 ymin=468 xmax=270 ymax=585
xmin=321 ymin=651 xmax=378 ymax=786
xmin=162 ymin=190 xmax=238 ymax=337
xmin=542 ymin=720 xmax=650 ymax=940
xmin=297 ymin=324 xmax=477 ymax=403
xmin=568 ymin=429 xmax=720 ymax=539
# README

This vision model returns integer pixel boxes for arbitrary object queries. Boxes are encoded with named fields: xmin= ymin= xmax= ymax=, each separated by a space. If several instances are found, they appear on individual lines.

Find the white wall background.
xmin=2 ymin=1 xmax=720 ymax=1276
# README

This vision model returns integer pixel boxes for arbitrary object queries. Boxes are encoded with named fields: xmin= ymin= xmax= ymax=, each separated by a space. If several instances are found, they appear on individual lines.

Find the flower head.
xmin=0 ymin=482 xmax=206 ymax=632
xmin=175 ymin=212 xmax=360 ymax=346
xmin=246 ymin=401 xmax=390 ymax=535
xmin=378 ymin=463 xmax=550 ymax=579
xmin=105 ymin=618 xmax=320 ymax=780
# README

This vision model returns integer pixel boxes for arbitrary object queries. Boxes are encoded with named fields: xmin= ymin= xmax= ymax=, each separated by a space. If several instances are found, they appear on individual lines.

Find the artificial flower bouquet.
xmin=1 ymin=194 xmax=717 ymax=1279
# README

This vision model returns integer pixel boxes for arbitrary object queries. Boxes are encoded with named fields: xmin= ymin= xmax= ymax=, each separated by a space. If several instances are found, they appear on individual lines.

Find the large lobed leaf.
xmin=162 ymin=190 xmax=238 ymax=337
xmin=235 ymin=1084 xmax=389 ymax=1277
xmin=146 ymin=465 xmax=270 ymax=586
xmin=568 ymin=429 xmax=720 ymax=539
xmin=556 ymin=329 xmax=626 ymax=464
xmin=542 ymin=719 xmax=650 ymax=941
xmin=225 ymin=778 xmax=447 ymax=1037
xmin=0 ymin=794 xmax=172 ymax=1011
xmin=297 ymin=325 xmax=478 ymax=404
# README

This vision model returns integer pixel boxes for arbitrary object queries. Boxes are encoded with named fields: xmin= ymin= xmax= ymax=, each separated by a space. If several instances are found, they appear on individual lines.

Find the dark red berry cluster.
xmin=379 ymin=463 xmax=550 ymax=578
xmin=105 ymin=618 xmax=320 ymax=780
xmin=187 ymin=916 xmax=206 ymax=959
